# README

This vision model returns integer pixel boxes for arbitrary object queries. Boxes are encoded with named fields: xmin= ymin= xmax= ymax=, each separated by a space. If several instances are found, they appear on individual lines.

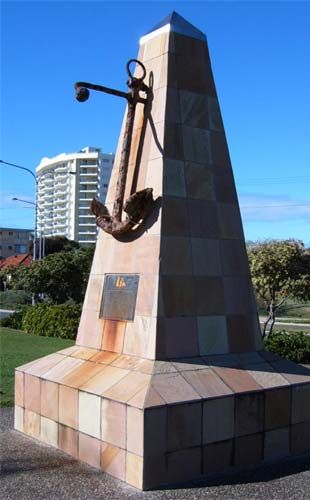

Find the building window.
xmin=104 ymin=184 xmax=108 ymax=188
xmin=8 ymin=245 xmax=13 ymax=250
xmin=15 ymin=244 xmax=27 ymax=253
xmin=102 ymin=159 xmax=110 ymax=163
xmin=9 ymin=231 xmax=13 ymax=235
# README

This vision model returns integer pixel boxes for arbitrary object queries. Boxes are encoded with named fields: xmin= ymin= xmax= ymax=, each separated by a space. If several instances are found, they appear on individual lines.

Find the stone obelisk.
xmin=15 ymin=12 xmax=310 ymax=490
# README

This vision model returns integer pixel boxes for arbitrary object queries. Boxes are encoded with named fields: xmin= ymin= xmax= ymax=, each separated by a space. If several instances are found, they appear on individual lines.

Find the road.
xmin=0 ymin=309 xmax=15 ymax=319
xmin=259 ymin=317 xmax=310 ymax=332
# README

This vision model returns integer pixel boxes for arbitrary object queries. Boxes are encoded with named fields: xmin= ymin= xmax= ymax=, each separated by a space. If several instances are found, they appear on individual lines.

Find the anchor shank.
xmin=112 ymin=100 xmax=136 ymax=221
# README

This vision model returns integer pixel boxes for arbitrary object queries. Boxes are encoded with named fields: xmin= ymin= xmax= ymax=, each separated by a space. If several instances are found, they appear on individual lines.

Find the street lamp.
xmin=11 ymin=197 xmax=46 ymax=259
xmin=12 ymin=197 xmax=35 ymax=206
xmin=1 ymin=160 xmax=38 ymax=261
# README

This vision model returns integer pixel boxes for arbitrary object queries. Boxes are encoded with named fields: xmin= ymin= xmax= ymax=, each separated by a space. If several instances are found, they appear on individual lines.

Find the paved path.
xmin=0 ymin=309 xmax=15 ymax=319
xmin=1 ymin=408 xmax=310 ymax=500
xmin=259 ymin=317 xmax=310 ymax=332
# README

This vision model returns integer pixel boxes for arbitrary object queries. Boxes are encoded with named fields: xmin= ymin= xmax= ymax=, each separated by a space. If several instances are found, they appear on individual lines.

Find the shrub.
xmin=22 ymin=303 xmax=81 ymax=340
xmin=0 ymin=308 xmax=29 ymax=329
xmin=264 ymin=331 xmax=310 ymax=364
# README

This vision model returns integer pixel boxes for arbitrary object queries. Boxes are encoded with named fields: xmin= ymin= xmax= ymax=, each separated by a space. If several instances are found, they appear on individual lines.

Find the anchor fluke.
xmin=124 ymin=188 xmax=154 ymax=224
xmin=91 ymin=187 xmax=154 ymax=237
xmin=90 ymin=199 xmax=111 ymax=221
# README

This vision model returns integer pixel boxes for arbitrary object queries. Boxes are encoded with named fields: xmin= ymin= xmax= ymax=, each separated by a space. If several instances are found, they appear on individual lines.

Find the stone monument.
xmin=15 ymin=12 xmax=310 ymax=490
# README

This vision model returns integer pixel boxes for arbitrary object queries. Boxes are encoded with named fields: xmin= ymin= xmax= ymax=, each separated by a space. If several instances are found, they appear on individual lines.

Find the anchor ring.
xmin=126 ymin=59 xmax=146 ymax=82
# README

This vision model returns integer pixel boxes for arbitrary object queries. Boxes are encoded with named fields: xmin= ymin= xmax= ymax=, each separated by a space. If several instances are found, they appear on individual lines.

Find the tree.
xmin=9 ymin=245 xmax=95 ymax=304
xmin=29 ymin=236 xmax=80 ymax=257
xmin=247 ymin=239 xmax=310 ymax=337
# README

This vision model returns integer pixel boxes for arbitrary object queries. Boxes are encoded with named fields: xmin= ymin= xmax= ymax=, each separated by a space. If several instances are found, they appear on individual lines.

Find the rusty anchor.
xmin=74 ymin=59 xmax=154 ymax=237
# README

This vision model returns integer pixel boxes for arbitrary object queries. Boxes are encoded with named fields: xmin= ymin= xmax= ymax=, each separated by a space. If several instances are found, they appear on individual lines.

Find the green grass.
xmin=0 ymin=327 xmax=74 ymax=407
xmin=257 ymin=300 xmax=310 ymax=319
xmin=272 ymin=324 xmax=310 ymax=333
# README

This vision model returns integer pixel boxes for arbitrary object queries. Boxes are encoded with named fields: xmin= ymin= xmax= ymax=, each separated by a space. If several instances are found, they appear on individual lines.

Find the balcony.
xmin=79 ymin=181 xmax=98 ymax=186
xmin=78 ymin=222 xmax=96 ymax=227
xmin=54 ymin=197 xmax=67 ymax=205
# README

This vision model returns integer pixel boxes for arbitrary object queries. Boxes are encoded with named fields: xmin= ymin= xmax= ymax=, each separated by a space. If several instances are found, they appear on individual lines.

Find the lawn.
xmin=0 ymin=327 xmax=74 ymax=407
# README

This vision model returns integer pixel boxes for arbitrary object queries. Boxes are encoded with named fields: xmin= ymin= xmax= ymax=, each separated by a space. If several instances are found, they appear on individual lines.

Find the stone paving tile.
xmin=264 ymin=427 xmax=290 ymax=460
xmin=265 ymin=387 xmax=291 ymax=431
xmin=271 ymin=359 xmax=310 ymax=385
xmin=61 ymin=361 xmax=105 ymax=389
xmin=235 ymin=393 xmax=264 ymax=437
xmin=212 ymin=366 xmax=262 ymax=393
xmin=103 ymin=372 xmax=151 ymax=403
xmin=80 ymin=365 xmax=129 ymax=396
xmin=170 ymin=357 xmax=207 ymax=372
xmin=167 ymin=402 xmax=202 ymax=451
xmin=292 ymin=384 xmax=310 ymax=423
xmin=41 ymin=380 xmax=58 ymax=421
xmin=14 ymin=371 xmax=24 ymax=407
xmin=203 ymin=397 xmax=234 ymax=443
xmin=59 ymin=386 xmax=79 ymax=429
xmin=24 ymin=374 xmax=40 ymax=414
xmin=150 ymin=372 xmax=201 ymax=404
xmin=19 ymin=353 xmax=64 ymax=377
xmin=182 ymin=369 xmax=233 ymax=399
xmin=89 ymin=351 xmax=120 ymax=364
xmin=40 ymin=357 xmax=84 ymax=383
xmin=143 ymin=386 xmax=166 ymax=408
xmin=203 ymin=353 xmax=240 ymax=368
xmin=70 ymin=347 xmax=100 ymax=360
xmin=247 ymin=362 xmax=290 ymax=389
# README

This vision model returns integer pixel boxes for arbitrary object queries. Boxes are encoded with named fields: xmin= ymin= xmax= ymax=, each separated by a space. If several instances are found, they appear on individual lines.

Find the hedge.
xmin=21 ymin=303 xmax=81 ymax=340
xmin=264 ymin=331 xmax=310 ymax=364
xmin=0 ymin=309 xmax=26 ymax=330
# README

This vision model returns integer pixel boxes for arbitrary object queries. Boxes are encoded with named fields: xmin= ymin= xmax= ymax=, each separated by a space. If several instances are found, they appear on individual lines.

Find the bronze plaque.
xmin=100 ymin=274 xmax=139 ymax=321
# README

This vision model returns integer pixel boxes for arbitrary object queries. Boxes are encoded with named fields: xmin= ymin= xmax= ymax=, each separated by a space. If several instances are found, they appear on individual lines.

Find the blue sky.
xmin=1 ymin=1 xmax=310 ymax=244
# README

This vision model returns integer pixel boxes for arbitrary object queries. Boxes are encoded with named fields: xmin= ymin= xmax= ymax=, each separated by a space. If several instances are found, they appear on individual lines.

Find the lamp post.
xmin=1 ymin=160 xmax=38 ymax=261
xmin=11 ymin=197 xmax=43 ymax=259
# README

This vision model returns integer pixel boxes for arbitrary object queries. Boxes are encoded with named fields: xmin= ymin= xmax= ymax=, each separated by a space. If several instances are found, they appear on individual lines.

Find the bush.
xmin=264 ymin=331 xmax=310 ymax=364
xmin=0 ymin=308 xmax=29 ymax=329
xmin=22 ymin=303 xmax=81 ymax=340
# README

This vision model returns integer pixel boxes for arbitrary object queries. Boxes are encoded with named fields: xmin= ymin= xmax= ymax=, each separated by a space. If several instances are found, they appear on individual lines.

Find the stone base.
xmin=15 ymin=347 xmax=310 ymax=490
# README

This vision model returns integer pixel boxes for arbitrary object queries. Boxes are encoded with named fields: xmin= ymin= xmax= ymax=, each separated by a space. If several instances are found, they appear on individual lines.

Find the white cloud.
xmin=238 ymin=193 xmax=310 ymax=222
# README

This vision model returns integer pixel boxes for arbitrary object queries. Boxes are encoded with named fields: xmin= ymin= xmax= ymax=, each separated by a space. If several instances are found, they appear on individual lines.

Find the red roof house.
xmin=0 ymin=254 xmax=33 ymax=270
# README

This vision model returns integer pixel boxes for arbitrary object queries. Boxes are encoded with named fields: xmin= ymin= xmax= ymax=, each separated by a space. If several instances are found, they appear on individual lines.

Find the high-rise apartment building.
xmin=36 ymin=147 xmax=114 ymax=245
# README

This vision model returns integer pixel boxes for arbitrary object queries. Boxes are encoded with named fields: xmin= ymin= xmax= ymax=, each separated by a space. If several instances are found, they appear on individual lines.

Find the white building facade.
xmin=36 ymin=147 xmax=114 ymax=245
